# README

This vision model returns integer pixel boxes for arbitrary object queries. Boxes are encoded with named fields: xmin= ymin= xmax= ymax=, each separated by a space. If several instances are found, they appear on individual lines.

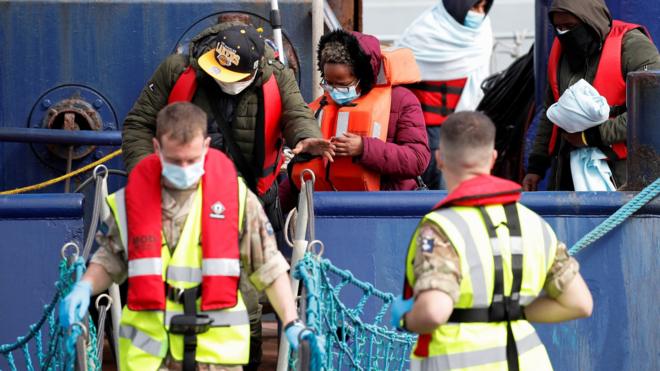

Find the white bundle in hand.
xmin=546 ymin=79 xmax=610 ymax=133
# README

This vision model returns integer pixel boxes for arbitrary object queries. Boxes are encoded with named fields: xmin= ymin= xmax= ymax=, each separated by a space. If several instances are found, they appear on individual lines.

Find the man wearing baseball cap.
xmin=120 ymin=20 xmax=334 ymax=370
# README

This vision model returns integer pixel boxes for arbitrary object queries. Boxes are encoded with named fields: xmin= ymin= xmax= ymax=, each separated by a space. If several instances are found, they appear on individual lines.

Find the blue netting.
xmin=0 ymin=257 xmax=100 ymax=371
xmin=288 ymin=252 xmax=417 ymax=371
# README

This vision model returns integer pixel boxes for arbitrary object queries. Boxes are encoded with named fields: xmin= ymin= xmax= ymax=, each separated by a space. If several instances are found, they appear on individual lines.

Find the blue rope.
xmin=0 ymin=256 xmax=101 ymax=370
xmin=289 ymin=253 xmax=416 ymax=370
xmin=570 ymin=178 xmax=660 ymax=255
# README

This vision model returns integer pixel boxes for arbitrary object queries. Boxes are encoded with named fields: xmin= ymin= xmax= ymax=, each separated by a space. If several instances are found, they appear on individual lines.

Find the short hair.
xmin=439 ymin=111 xmax=495 ymax=169
xmin=320 ymin=41 xmax=355 ymax=68
xmin=156 ymin=102 xmax=207 ymax=144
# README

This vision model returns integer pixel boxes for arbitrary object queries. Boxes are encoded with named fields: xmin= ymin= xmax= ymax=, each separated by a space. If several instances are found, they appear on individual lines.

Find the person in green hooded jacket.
xmin=121 ymin=21 xmax=334 ymax=370
xmin=523 ymin=0 xmax=660 ymax=191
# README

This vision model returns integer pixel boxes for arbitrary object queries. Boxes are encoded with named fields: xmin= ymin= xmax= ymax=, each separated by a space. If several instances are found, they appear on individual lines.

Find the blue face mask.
xmin=160 ymin=154 xmax=205 ymax=189
xmin=329 ymin=86 xmax=360 ymax=105
xmin=464 ymin=10 xmax=486 ymax=29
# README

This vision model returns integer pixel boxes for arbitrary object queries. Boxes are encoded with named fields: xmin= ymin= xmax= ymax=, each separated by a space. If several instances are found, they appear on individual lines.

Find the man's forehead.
xmin=552 ymin=11 xmax=581 ymax=25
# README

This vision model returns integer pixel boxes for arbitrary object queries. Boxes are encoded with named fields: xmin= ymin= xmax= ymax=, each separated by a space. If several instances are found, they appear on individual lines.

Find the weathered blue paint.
xmin=0 ymin=194 xmax=84 ymax=349
xmin=0 ymin=0 xmax=313 ymax=194
xmin=313 ymin=191 xmax=660 ymax=371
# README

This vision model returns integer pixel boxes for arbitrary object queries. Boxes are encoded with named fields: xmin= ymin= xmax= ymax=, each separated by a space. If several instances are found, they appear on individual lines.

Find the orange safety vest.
xmin=547 ymin=20 xmax=649 ymax=160
xmin=292 ymin=48 xmax=421 ymax=191
xmin=124 ymin=148 xmax=240 ymax=311
xmin=168 ymin=66 xmax=283 ymax=196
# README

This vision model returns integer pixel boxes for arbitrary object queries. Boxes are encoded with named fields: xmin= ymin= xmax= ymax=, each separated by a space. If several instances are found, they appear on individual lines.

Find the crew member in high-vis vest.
xmin=59 ymin=102 xmax=323 ymax=371
xmin=390 ymin=112 xmax=593 ymax=370
xmin=523 ymin=0 xmax=660 ymax=191
xmin=120 ymin=21 xmax=335 ymax=369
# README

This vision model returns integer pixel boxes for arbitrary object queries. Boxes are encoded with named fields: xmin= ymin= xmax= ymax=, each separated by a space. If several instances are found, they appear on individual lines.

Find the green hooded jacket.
xmin=527 ymin=0 xmax=660 ymax=190
xmin=121 ymin=22 xmax=322 ymax=179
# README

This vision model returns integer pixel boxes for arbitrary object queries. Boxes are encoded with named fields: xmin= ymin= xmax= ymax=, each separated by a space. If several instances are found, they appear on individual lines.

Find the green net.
xmin=0 ymin=257 xmax=100 ymax=371
xmin=288 ymin=252 xmax=417 ymax=370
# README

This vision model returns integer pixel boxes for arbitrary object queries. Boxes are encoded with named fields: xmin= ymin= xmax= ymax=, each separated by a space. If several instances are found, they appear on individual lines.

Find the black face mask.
xmin=557 ymin=24 xmax=601 ymax=71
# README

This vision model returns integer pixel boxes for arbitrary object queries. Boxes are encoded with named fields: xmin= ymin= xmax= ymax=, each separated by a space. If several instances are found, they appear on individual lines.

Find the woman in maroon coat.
xmin=319 ymin=29 xmax=430 ymax=190
xmin=279 ymin=30 xmax=430 ymax=212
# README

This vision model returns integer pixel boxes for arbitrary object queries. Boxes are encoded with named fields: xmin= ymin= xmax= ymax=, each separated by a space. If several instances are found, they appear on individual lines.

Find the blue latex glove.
xmin=59 ymin=281 xmax=92 ymax=328
xmin=389 ymin=295 xmax=414 ymax=330
xmin=286 ymin=320 xmax=326 ymax=360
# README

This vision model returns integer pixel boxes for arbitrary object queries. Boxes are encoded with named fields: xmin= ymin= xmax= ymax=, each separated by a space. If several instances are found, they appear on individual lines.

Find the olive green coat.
xmin=121 ymin=22 xmax=321 ymax=174
xmin=527 ymin=0 xmax=660 ymax=190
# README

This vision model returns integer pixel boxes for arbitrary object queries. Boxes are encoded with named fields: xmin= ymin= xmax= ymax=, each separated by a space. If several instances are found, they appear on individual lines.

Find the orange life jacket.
xmin=547 ymin=20 xmax=649 ymax=160
xmin=124 ymin=148 xmax=240 ymax=311
xmin=292 ymin=48 xmax=421 ymax=191
xmin=168 ymin=66 xmax=283 ymax=196
xmin=407 ymin=78 xmax=467 ymax=126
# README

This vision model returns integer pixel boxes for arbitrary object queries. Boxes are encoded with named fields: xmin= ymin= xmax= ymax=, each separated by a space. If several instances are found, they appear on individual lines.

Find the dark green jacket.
xmin=122 ymin=22 xmax=321 ymax=176
xmin=528 ymin=0 xmax=660 ymax=190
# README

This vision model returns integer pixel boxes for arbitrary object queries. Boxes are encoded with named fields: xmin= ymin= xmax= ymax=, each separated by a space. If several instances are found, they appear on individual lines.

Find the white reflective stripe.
xmin=167 ymin=266 xmax=202 ymax=283
xmin=336 ymin=111 xmax=349 ymax=136
xmin=128 ymin=258 xmax=162 ymax=277
xmin=411 ymin=331 xmax=543 ymax=370
xmin=113 ymin=188 xmax=128 ymax=249
xmin=165 ymin=309 xmax=250 ymax=328
xmin=202 ymin=258 xmax=240 ymax=277
xmin=435 ymin=209 xmax=489 ymax=307
xmin=511 ymin=236 xmax=523 ymax=255
xmin=541 ymin=221 xmax=553 ymax=267
xmin=489 ymin=237 xmax=501 ymax=257
xmin=119 ymin=324 xmax=165 ymax=357
xmin=519 ymin=295 xmax=537 ymax=306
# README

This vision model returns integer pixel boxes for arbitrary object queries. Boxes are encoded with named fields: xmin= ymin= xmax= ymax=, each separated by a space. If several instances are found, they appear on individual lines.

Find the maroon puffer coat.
xmin=352 ymin=32 xmax=430 ymax=190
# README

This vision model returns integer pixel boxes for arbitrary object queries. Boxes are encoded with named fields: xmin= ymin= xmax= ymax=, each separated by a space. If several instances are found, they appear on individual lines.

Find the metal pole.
xmin=276 ymin=179 xmax=311 ymax=371
xmin=312 ymin=0 xmax=324 ymax=99
xmin=623 ymin=70 xmax=660 ymax=190
xmin=271 ymin=0 xmax=285 ymax=64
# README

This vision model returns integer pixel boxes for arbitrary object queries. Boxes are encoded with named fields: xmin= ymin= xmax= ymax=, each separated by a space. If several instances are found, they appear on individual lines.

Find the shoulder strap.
xmin=168 ymin=65 xmax=198 ymax=104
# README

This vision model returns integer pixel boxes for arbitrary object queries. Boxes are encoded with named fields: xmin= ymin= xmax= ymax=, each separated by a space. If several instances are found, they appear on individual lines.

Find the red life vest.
xmin=168 ymin=66 xmax=284 ymax=196
xmin=407 ymin=78 xmax=468 ymax=126
xmin=124 ymin=148 xmax=240 ymax=311
xmin=402 ymin=174 xmax=522 ymax=357
xmin=547 ymin=20 xmax=648 ymax=160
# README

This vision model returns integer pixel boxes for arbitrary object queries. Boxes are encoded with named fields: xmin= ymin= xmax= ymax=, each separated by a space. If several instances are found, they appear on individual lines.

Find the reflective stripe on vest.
xmin=168 ymin=66 xmax=283 ymax=197
xmin=405 ymin=203 xmax=557 ymax=368
xmin=114 ymin=178 xmax=251 ymax=367
xmin=410 ymin=331 xmax=544 ymax=371
xmin=119 ymin=324 xmax=166 ymax=358
xmin=547 ymin=20 xmax=649 ymax=160
xmin=128 ymin=258 xmax=162 ymax=277
xmin=164 ymin=309 xmax=250 ymax=328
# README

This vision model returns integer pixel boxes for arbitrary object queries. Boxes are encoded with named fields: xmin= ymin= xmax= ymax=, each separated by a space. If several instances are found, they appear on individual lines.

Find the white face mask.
xmin=216 ymin=74 xmax=256 ymax=95
xmin=160 ymin=153 xmax=205 ymax=189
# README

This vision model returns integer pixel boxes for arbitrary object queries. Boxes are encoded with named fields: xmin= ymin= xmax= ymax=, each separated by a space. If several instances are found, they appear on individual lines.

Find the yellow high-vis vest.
xmin=405 ymin=202 xmax=558 ymax=370
xmin=107 ymin=181 xmax=250 ymax=371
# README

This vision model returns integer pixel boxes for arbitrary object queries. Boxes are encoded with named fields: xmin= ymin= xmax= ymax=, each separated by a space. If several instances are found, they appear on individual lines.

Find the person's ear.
xmin=153 ymin=138 xmax=160 ymax=154
xmin=436 ymin=149 xmax=444 ymax=171
xmin=490 ymin=149 xmax=498 ymax=169
xmin=203 ymin=137 xmax=211 ymax=154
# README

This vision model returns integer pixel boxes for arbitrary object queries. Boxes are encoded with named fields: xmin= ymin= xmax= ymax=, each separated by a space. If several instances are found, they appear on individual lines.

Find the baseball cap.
xmin=198 ymin=25 xmax=265 ymax=83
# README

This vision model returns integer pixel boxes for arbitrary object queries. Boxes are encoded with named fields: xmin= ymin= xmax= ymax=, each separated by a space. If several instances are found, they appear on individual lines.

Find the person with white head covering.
xmin=396 ymin=0 xmax=494 ymax=190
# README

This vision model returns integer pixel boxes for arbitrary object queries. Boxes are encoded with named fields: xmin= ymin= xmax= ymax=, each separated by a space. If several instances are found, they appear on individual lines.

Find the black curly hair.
xmin=317 ymin=30 xmax=376 ymax=95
